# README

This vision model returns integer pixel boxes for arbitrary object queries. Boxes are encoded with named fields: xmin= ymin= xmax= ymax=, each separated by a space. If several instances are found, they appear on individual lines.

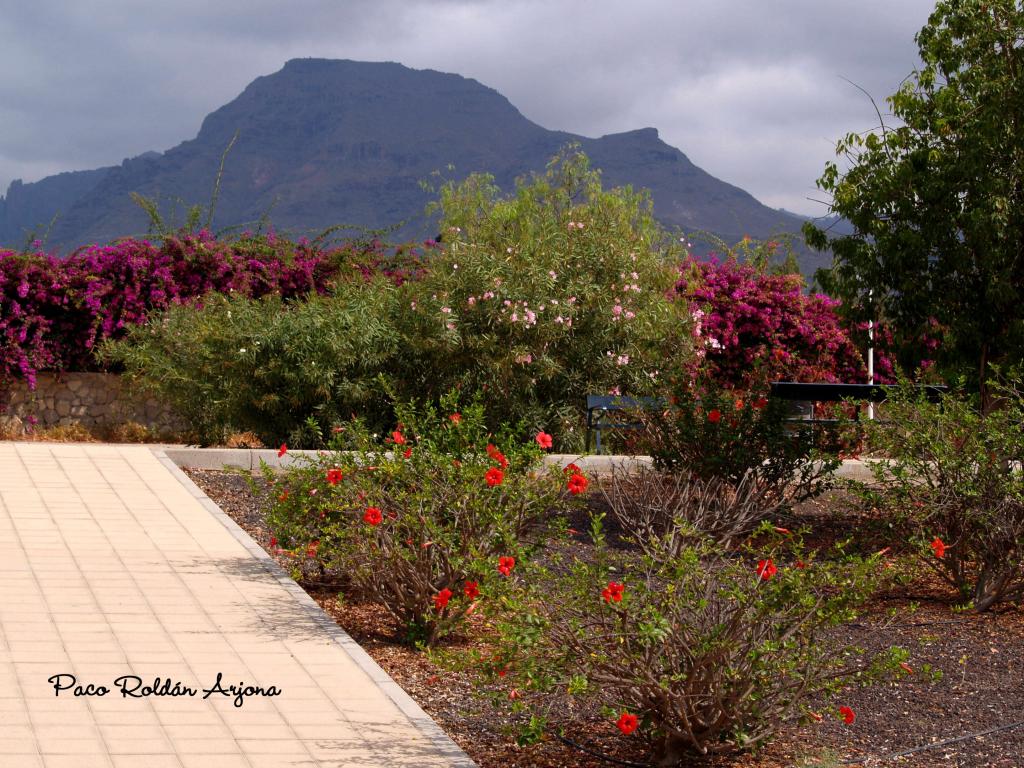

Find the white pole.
xmin=867 ymin=292 xmax=875 ymax=420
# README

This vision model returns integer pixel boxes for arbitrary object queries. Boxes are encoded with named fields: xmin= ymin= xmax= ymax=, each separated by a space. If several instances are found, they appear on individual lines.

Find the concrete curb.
xmin=162 ymin=446 xmax=880 ymax=482
xmin=153 ymin=447 xmax=477 ymax=768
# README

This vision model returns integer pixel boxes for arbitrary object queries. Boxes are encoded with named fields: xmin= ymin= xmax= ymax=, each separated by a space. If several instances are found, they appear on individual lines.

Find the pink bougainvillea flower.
xmin=616 ymin=712 xmax=639 ymax=735
xmin=567 ymin=473 xmax=589 ymax=495
xmin=363 ymin=507 xmax=382 ymax=526
xmin=708 ymin=409 xmax=722 ymax=423
xmin=838 ymin=706 xmax=856 ymax=725
xmin=391 ymin=430 xmax=406 ymax=445
xmin=931 ymin=537 xmax=946 ymax=559
xmin=535 ymin=431 xmax=553 ymax=450
xmin=601 ymin=581 xmax=624 ymax=603
xmin=756 ymin=559 xmax=778 ymax=580
xmin=449 ymin=413 xmax=462 ymax=425
xmin=278 ymin=443 xmax=287 ymax=457
xmin=326 ymin=468 xmax=343 ymax=486
xmin=463 ymin=580 xmax=480 ymax=600
xmin=485 ymin=467 xmax=504 ymax=487
xmin=497 ymin=556 xmax=516 ymax=577
xmin=433 ymin=588 xmax=453 ymax=611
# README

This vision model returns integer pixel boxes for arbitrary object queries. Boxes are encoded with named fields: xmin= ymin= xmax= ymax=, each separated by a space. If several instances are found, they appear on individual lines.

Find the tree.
xmin=805 ymin=0 xmax=1024 ymax=405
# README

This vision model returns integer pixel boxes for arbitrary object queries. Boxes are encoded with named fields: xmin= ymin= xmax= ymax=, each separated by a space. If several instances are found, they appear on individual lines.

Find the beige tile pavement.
xmin=0 ymin=442 xmax=473 ymax=768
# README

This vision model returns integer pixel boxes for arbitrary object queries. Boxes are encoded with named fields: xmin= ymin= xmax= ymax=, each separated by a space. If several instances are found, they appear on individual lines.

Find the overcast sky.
xmin=0 ymin=0 xmax=937 ymax=215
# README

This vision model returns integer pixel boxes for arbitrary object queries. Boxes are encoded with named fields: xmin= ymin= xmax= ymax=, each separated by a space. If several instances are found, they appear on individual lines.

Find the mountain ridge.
xmin=0 ymin=58 xmax=824 ymax=271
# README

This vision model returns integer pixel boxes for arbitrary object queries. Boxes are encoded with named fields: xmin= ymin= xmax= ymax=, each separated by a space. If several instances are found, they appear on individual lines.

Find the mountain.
xmin=0 ymin=59 xmax=825 ymax=272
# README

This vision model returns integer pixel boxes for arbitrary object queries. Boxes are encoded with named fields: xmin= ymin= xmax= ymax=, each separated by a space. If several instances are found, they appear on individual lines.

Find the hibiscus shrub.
xmin=486 ymin=522 xmax=901 ymax=761
xmin=857 ymin=380 xmax=1024 ymax=611
xmin=641 ymin=377 xmax=840 ymax=508
xmin=264 ymin=392 xmax=582 ymax=645
xmin=601 ymin=464 xmax=786 ymax=550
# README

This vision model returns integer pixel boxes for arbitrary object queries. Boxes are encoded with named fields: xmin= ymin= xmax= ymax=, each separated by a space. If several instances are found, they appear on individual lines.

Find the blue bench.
xmin=585 ymin=394 xmax=666 ymax=454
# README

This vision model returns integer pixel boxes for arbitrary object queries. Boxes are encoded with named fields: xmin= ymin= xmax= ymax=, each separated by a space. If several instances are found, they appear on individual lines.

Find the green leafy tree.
xmin=805 ymin=0 xmax=1024 ymax=405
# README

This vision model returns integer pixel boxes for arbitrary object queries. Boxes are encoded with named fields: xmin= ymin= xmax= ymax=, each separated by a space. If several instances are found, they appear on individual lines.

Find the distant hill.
xmin=0 ymin=58 xmax=827 ymax=272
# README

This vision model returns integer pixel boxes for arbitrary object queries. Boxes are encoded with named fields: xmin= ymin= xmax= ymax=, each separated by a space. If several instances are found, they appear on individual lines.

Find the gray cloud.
xmin=0 ymin=0 xmax=937 ymax=216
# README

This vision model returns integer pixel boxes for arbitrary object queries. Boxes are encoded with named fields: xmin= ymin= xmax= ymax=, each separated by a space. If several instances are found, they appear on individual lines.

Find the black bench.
xmin=769 ymin=382 xmax=948 ymax=424
xmin=585 ymin=394 xmax=666 ymax=454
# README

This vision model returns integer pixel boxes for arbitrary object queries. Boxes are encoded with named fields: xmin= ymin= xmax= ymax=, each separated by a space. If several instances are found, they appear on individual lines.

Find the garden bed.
xmin=186 ymin=468 xmax=1024 ymax=767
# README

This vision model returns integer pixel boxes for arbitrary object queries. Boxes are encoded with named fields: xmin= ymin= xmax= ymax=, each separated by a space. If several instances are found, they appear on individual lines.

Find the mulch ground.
xmin=185 ymin=470 xmax=1024 ymax=768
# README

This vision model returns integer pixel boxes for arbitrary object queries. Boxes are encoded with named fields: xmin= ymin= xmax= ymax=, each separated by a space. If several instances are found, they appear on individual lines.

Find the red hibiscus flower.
xmin=306 ymin=541 xmax=319 ymax=558
xmin=708 ymin=409 xmax=722 ymax=423
xmin=391 ymin=430 xmax=406 ymax=445
xmin=497 ymin=556 xmax=516 ymax=577
xmin=616 ymin=712 xmax=639 ymax=735
xmin=403 ymin=447 xmax=413 ymax=459
xmin=563 ymin=463 xmax=581 ymax=475
xmin=535 ymin=431 xmax=553 ymax=450
xmin=734 ymin=398 xmax=744 ymax=410
xmin=278 ymin=443 xmax=287 ymax=457
xmin=567 ymin=473 xmax=589 ymax=495
xmin=449 ymin=413 xmax=462 ymax=425
xmin=363 ymin=507 xmax=383 ymax=526
xmin=752 ymin=397 xmax=769 ymax=410
xmin=326 ymin=468 xmax=343 ymax=485
xmin=931 ymin=537 xmax=946 ymax=559
xmin=756 ymin=559 xmax=778 ymax=580
xmin=269 ymin=536 xmax=277 ymax=548
xmin=278 ymin=490 xmax=289 ymax=502
xmin=838 ymin=705 xmax=856 ymax=725
xmin=463 ymin=581 xmax=480 ymax=599
xmin=601 ymin=581 xmax=625 ymax=603
xmin=433 ymin=588 xmax=453 ymax=611
xmin=485 ymin=467 xmax=504 ymax=487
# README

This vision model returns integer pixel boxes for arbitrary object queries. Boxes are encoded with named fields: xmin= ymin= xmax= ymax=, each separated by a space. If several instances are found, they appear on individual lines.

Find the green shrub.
xmin=859 ymin=381 xmax=1024 ymax=611
xmin=486 ymin=521 xmax=899 ymax=761
xmin=393 ymin=149 xmax=692 ymax=447
xmin=101 ymin=284 xmax=399 ymax=445
xmin=642 ymin=377 xmax=839 ymax=507
xmin=264 ymin=392 xmax=579 ymax=645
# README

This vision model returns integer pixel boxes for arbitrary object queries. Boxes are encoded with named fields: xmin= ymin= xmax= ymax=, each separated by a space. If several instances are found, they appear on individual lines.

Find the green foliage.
xmin=486 ymin=522 xmax=895 ymax=760
xmin=857 ymin=379 xmax=1024 ymax=610
xmin=806 ymin=0 xmax=1024 ymax=400
xmin=642 ymin=377 xmax=840 ymax=507
xmin=264 ymin=392 xmax=577 ymax=645
xmin=401 ymin=148 xmax=691 ymax=445
xmin=102 ymin=286 xmax=399 ymax=445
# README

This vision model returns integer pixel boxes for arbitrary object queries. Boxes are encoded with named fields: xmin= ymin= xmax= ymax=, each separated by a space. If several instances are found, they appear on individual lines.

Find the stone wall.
xmin=2 ymin=373 xmax=182 ymax=435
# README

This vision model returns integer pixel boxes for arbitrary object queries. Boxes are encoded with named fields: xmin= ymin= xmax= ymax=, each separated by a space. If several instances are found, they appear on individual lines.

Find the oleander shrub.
xmin=858 ymin=380 xmax=1024 ymax=611
xmin=100 ymin=285 xmax=400 ymax=446
xmin=487 ymin=522 xmax=900 ymax=761
xmin=264 ymin=393 xmax=581 ymax=645
xmin=393 ymin=149 xmax=692 ymax=446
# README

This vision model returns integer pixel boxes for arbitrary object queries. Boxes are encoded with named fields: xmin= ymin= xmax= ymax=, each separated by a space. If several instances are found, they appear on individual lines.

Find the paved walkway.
xmin=0 ymin=442 xmax=473 ymax=768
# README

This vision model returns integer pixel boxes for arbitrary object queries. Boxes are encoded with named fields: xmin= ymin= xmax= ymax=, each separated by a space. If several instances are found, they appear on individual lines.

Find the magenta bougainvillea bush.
xmin=675 ymin=256 xmax=891 ymax=388
xmin=0 ymin=232 xmax=426 ymax=391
